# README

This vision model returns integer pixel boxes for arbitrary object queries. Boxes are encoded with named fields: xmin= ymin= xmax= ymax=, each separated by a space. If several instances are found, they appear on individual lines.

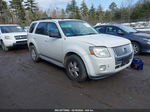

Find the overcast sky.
xmin=5 ymin=0 xmax=139 ymax=10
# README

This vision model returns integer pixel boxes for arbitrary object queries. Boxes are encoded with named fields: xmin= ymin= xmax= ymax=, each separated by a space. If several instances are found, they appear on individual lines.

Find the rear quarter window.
xmin=29 ymin=23 xmax=37 ymax=33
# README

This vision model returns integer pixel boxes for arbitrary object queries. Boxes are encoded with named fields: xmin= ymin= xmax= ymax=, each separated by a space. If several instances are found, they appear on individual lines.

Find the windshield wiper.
xmin=68 ymin=33 xmax=97 ymax=37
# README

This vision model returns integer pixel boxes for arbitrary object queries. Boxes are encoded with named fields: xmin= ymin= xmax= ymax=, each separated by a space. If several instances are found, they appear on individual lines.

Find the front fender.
xmin=63 ymin=46 xmax=95 ymax=76
xmin=28 ymin=38 xmax=40 ymax=54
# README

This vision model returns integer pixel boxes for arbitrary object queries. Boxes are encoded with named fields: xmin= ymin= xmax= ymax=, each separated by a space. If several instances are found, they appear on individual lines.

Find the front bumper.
xmin=4 ymin=39 xmax=27 ymax=47
xmin=13 ymin=40 xmax=27 ymax=46
xmin=85 ymin=52 xmax=133 ymax=79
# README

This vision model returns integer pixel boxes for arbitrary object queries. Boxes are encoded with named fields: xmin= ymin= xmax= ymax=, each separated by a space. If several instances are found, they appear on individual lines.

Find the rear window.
xmin=29 ymin=23 xmax=37 ymax=33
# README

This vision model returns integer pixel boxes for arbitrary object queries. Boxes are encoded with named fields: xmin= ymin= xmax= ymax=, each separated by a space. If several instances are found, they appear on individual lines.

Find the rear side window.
xmin=35 ymin=22 xmax=48 ymax=35
xmin=29 ymin=23 xmax=37 ymax=33
xmin=95 ymin=26 xmax=106 ymax=33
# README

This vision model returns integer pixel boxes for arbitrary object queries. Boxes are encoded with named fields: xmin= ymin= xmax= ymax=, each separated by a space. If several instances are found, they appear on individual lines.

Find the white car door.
xmin=35 ymin=22 xmax=63 ymax=62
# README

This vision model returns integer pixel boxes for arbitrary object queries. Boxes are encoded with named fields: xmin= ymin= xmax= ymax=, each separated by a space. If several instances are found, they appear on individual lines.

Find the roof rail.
xmin=36 ymin=17 xmax=52 ymax=20
xmin=36 ymin=17 xmax=73 ymax=21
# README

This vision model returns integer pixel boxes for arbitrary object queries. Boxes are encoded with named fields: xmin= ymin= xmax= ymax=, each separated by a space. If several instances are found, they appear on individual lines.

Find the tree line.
xmin=0 ymin=0 xmax=150 ymax=26
xmin=0 ymin=0 xmax=47 ymax=26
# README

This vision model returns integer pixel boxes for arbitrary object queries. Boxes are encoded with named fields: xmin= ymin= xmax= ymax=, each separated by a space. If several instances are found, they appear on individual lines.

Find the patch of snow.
xmin=136 ymin=28 xmax=150 ymax=32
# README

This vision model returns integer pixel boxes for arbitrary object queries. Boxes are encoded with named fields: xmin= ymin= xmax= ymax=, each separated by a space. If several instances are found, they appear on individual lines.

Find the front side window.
xmin=1 ymin=25 xmax=25 ymax=33
xmin=35 ymin=22 xmax=60 ymax=36
xmin=29 ymin=23 xmax=37 ymax=33
xmin=47 ymin=22 xmax=59 ymax=33
xmin=35 ymin=22 xmax=48 ymax=35
xmin=59 ymin=21 xmax=97 ymax=37
xmin=106 ymin=26 xmax=118 ymax=35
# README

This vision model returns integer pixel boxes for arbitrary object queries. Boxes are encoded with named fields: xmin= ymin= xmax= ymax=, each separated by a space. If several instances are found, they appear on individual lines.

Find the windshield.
xmin=119 ymin=25 xmax=137 ymax=33
xmin=0 ymin=26 xmax=25 ymax=33
xmin=59 ymin=21 xmax=98 ymax=37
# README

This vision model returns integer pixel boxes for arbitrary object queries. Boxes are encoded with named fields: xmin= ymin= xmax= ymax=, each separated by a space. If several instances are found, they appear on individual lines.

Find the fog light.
xmin=99 ymin=65 xmax=106 ymax=71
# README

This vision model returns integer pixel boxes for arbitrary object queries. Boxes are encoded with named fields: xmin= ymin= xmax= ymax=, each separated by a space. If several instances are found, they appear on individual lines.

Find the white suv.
xmin=28 ymin=19 xmax=134 ymax=81
xmin=0 ymin=24 xmax=27 ymax=51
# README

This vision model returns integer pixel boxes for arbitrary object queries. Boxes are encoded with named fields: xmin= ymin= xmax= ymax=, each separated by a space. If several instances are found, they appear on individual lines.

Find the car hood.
xmin=132 ymin=32 xmax=150 ymax=39
xmin=2 ymin=32 xmax=27 ymax=37
xmin=71 ymin=34 xmax=131 ymax=47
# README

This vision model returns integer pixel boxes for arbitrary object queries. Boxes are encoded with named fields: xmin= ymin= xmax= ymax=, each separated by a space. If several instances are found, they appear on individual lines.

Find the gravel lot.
xmin=0 ymin=47 xmax=150 ymax=109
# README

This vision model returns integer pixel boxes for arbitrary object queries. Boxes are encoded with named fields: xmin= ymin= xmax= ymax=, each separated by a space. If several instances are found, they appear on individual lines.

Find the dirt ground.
xmin=0 ymin=47 xmax=150 ymax=109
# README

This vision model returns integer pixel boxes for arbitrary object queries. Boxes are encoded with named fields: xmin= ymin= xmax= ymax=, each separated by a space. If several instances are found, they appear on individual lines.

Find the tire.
xmin=132 ymin=42 xmax=141 ymax=55
xmin=65 ymin=55 xmax=87 ymax=81
xmin=1 ymin=41 xmax=9 ymax=51
xmin=29 ymin=45 xmax=40 ymax=62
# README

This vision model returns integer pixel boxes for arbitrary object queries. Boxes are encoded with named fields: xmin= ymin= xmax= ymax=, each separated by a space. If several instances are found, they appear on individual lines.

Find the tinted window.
xmin=106 ymin=26 xmax=117 ymax=35
xmin=29 ymin=23 xmax=37 ymax=33
xmin=35 ymin=22 xmax=48 ymax=35
xmin=35 ymin=22 xmax=59 ymax=36
xmin=95 ymin=26 xmax=105 ymax=33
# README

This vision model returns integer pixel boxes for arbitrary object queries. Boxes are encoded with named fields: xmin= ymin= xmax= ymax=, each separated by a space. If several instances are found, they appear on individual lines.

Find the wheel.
xmin=132 ymin=42 xmax=141 ymax=55
xmin=29 ymin=45 xmax=40 ymax=62
xmin=65 ymin=55 xmax=87 ymax=81
xmin=1 ymin=41 xmax=9 ymax=51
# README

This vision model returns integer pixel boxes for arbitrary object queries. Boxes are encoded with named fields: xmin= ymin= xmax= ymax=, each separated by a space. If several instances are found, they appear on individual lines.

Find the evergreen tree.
xmin=60 ymin=9 xmax=66 ymax=18
xmin=0 ymin=0 xmax=7 ymax=23
xmin=96 ymin=4 xmax=103 ymax=22
xmin=88 ymin=5 xmax=96 ymax=24
xmin=131 ymin=0 xmax=150 ymax=21
xmin=80 ymin=0 xmax=88 ymax=20
xmin=0 ymin=0 xmax=13 ymax=23
xmin=75 ymin=7 xmax=81 ymax=19
xmin=109 ymin=2 xmax=117 ymax=22
xmin=24 ymin=0 xmax=38 ymax=21
xmin=109 ymin=2 xmax=117 ymax=11
xmin=66 ymin=0 xmax=81 ymax=19
xmin=113 ymin=9 xmax=122 ymax=22
xmin=103 ymin=10 xmax=111 ymax=22
xmin=9 ymin=0 xmax=26 ymax=25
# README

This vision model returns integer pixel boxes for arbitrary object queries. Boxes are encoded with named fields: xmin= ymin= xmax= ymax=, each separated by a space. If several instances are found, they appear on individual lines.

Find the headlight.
xmin=4 ymin=36 xmax=11 ymax=39
xmin=89 ymin=46 xmax=110 ymax=58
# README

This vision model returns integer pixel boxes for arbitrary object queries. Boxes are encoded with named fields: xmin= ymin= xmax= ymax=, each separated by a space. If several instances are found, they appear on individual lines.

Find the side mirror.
xmin=48 ymin=30 xmax=61 ymax=38
xmin=118 ymin=30 xmax=124 ymax=35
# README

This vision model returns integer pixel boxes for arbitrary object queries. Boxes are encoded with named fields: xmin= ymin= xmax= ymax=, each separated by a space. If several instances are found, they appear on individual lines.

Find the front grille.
xmin=15 ymin=35 xmax=27 ymax=40
xmin=115 ymin=53 xmax=133 ymax=69
xmin=113 ymin=44 xmax=132 ymax=57
xmin=113 ymin=44 xmax=133 ymax=69
xmin=16 ymin=41 xmax=27 ymax=43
